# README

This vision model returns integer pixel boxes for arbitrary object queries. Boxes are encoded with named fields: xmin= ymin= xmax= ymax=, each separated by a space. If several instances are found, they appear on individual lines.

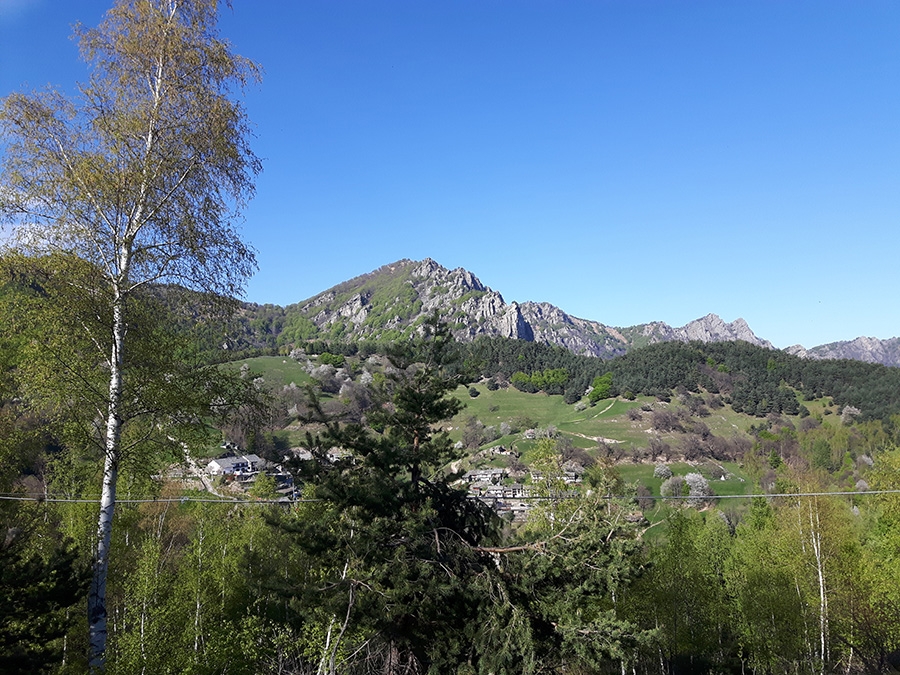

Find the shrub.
xmin=649 ymin=437 xmax=670 ymax=460
xmin=536 ymin=425 xmax=559 ymax=439
xmin=841 ymin=405 xmax=861 ymax=425
xmin=651 ymin=409 xmax=679 ymax=432
xmin=681 ymin=435 xmax=706 ymax=461
xmin=636 ymin=484 xmax=654 ymax=511
xmin=684 ymin=472 xmax=712 ymax=506
xmin=564 ymin=388 xmax=582 ymax=405
xmin=319 ymin=352 xmax=345 ymax=367
xmin=799 ymin=417 xmax=820 ymax=432
xmin=653 ymin=464 xmax=673 ymax=480
xmin=508 ymin=416 xmax=535 ymax=434
xmin=660 ymin=475 xmax=685 ymax=499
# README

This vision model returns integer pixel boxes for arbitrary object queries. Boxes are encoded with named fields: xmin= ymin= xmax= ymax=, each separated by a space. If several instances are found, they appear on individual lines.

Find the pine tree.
xmin=277 ymin=318 xmax=498 ymax=674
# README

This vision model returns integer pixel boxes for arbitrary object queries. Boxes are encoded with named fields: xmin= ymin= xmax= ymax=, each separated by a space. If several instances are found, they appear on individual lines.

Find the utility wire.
xmin=1 ymin=489 xmax=899 ymax=505
xmin=0 ymin=493 xmax=317 ymax=504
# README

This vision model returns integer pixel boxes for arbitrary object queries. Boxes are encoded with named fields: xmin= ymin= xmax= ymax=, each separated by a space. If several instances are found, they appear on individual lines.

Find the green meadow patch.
xmin=222 ymin=355 xmax=313 ymax=388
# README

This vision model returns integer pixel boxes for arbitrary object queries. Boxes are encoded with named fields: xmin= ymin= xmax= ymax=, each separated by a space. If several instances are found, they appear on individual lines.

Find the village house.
xmin=287 ymin=447 xmax=349 ymax=464
xmin=206 ymin=454 xmax=263 ymax=477
xmin=488 ymin=445 xmax=520 ymax=459
xmin=463 ymin=468 xmax=508 ymax=484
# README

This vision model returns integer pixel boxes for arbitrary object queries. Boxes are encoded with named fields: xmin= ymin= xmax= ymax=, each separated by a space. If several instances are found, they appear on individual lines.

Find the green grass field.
xmin=616 ymin=460 xmax=751 ymax=497
xmin=220 ymin=357 xmax=810 ymax=505
xmin=450 ymin=384 xmax=787 ymax=458
xmin=222 ymin=355 xmax=314 ymax=388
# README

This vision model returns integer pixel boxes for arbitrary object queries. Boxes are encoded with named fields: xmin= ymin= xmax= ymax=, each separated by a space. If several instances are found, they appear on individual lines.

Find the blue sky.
xmin=3 ymin=1 xmax=899 ymax=349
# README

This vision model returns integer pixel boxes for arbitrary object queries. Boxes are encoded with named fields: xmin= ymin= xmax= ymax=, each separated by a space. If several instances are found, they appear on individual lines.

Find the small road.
xmin=590 ymin=399 xmax=617 ymax=418
xmin=568 ymin=431 xmax=622 ymax=444
xmin=181 ymin=445 xmax=230 ymax=499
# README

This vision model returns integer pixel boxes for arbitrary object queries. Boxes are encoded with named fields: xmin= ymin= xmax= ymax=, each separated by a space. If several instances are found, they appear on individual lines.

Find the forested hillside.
xmin=461 ymin=336 xmax=900 ymax=422
xmin=4 ymin=308 xmax=900 ymax=673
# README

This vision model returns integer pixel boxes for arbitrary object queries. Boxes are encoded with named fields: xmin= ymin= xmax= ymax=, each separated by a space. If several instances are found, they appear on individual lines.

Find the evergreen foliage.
xmin=0 ymin=510 xmax=88 ymax=674
xmin=277 ymin=318 xmax=500 ymax=672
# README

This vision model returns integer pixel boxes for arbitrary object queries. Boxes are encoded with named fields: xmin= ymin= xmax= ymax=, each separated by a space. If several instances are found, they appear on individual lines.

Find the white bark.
xmin=88 ymin=291 xmax=127 ymax=672
xmin=317 ymin=558 xmax=354 ymax=675
xmin=809 ymin=498 xmax=829 ymax=674
xmin=194 ymin=523 xmax=205 ymax=653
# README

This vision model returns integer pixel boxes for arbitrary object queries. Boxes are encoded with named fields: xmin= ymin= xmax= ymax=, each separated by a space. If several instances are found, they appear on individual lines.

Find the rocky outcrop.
xmin=786 ymin=337 xmax=900 ymax=366
xmin=517 ymin=302 xmax=627 ymax=358
xmin=282 ymin=258 xmax=778 ymax=359
xmin=497 ymin=303 xmax=534 ymax=341
xmin=675 ymin=314 xmax=773 ymax=349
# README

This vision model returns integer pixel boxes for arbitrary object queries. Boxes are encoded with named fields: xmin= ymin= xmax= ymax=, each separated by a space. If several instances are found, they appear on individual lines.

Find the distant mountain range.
xmin=238 ymin=258 xmax=900 ymax=366
xmin=785 ymin=338 xmax=900 ymax=367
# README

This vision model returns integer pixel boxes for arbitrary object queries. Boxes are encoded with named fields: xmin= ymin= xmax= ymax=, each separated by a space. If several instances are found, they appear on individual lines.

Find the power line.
xmin=600 ymin=489 xmax=900 ymax=500
xmin=0 ymin=493 xmax=316 ymax=505
xmin=1 ymin=489 xmax=898 ymax=505
xmin=473 ymin=488 xmax=900 ymax=501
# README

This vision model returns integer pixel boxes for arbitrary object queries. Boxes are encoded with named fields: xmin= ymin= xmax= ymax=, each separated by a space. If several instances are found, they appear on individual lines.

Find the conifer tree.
xmin=279 ymin=318 xmax=498 ymax=674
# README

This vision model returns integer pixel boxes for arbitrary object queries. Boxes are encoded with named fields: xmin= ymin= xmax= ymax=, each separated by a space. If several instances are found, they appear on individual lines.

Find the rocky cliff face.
xmin=286 ymin=258 xmax=774 ymax=358
xmin=786 ymin=337 xmax=900 ymax=366
xmin=677 ymin=314 xmax=773 ymax=349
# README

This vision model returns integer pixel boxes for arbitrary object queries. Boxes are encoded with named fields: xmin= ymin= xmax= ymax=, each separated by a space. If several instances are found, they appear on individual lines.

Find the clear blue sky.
xmin=3 ymin=0 xmax=899 ymax=349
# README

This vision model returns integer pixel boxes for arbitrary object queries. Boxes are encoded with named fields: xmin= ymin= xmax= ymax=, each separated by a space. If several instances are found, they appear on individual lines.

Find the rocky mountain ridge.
xmin=785 ymin=337 xmax=900 ymax=367
xmin=280 ymin=258 xmax=776 ymax=358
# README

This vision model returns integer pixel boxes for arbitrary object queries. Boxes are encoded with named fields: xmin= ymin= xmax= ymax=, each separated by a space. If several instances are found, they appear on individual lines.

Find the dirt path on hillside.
xmin=592 ymin=400 xmax=617 ymax=417
xmin=564 ymin=399 xmax=622 ymax=444
xmin=568 ymin=431 xmax=622 ymax=444
xmin=182 ymin=446 xmax=232 ymax=499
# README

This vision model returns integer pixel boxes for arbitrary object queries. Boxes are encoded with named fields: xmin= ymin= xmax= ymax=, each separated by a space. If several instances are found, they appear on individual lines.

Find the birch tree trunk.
xmin=808 ymin=497 xmax=829 ymax=675
xmin=88 ymin=290 xmax=127 ymax=670
xmin=1 ymin=1 xmax=260 ymax=669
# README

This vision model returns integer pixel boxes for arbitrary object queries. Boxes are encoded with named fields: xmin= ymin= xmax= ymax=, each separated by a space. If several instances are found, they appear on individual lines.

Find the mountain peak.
xmin=678 ymin=314 xmax=772 ymax=349
xmin=259 ymin=258 xmax=900 ymax=365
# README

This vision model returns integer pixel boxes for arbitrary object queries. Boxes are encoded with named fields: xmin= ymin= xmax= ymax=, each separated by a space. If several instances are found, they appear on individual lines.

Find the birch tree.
xmin=0 ymin=1 xmax=260 ymax=669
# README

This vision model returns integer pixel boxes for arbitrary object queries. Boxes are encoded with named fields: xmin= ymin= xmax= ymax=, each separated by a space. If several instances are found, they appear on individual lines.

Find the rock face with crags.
xmin=279 ymin=258 xmax=773 ymax=357
xmin=786 ymin=337 xmax=900 ymax=366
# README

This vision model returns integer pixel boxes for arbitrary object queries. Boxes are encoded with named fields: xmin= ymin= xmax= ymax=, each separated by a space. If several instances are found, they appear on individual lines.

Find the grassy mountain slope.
xmin=233 ymin=258 xmax=774 ymax=359
xmin=228 ymin=335 xmax=895 ymax=525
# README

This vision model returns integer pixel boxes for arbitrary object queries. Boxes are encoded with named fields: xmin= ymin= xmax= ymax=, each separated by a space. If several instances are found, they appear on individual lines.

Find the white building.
xmin=206 ymin=454 xmax=263 ymax=476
